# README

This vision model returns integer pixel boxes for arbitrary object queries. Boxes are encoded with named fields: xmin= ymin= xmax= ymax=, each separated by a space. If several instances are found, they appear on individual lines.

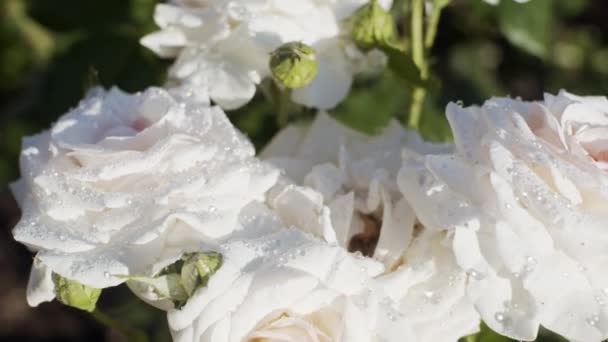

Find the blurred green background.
xmin=0 ymin=0 xmax=605 ymax=340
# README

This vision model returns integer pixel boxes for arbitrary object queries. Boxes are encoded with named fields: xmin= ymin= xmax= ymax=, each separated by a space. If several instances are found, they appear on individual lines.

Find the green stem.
xmin=407 ymin=0 xmax=426 ymax=129
xmin=425 ymin=2 xmax=445 ymax=49
xmin=276 ymin=87 xmax=292 ymax=128
xmin=91 ymin=309 xmax=149 ymax=342
xmin=408 ymin=87 xmax=425 ymax=129
xmin=410 ymin=0 xmax=425 ymax=70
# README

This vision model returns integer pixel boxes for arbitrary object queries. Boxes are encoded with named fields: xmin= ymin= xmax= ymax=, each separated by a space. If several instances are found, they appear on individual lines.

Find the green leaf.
xmin=498 ymin=0 xmax=553 ymax=59
xmin=125 ymin=274 xmax=189 ymax=303
xmin=459 ymin=322 xmax=569 ymax=342
xmin=52 ymin=273 xmax=102 ymax=312
xmin=380 ymin=44 xmax=439 ymax=92
xmin=380 ymin=44 xmax=426 ymax=87
xmin=185 ymin=252 xmax=223 ymax=290
xmin=332 ymin=71 xmax=403 ymax=134
xmin=124 ymin=252 xmax=223 ymax=308
xmin=459 ymin=323 xmax=513 ymax=342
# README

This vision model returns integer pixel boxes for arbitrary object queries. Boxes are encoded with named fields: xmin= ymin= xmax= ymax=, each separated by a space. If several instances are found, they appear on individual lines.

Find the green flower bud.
xmin=269 ymin=42 xmax=318 ymax=89
xmin=52 ymin=273 xmax=101 ymax=312
xmin=351 ymin=0 xmax=395 ymax=50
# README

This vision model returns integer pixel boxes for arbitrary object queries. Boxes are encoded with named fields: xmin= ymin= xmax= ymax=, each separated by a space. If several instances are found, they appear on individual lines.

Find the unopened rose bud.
xmin=351 ymin=0 xmax=395 ymax=50
xmin=52 ymin=273 xmax=101 ymax=312
xmin=269 ymin=42 xmax=318 ymax=89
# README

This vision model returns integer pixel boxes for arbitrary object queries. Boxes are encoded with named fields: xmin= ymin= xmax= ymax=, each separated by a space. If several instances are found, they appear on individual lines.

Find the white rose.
xmin=168 ymin=226 xmax=415 ymax=342
xmin=261 ymin=112 xmax=479 ymax=341
xmin=398 ymin=91 xmax=608 ymax=341
xmin=261 ymin=112 xmax=451 ymax=267
xmin=11 ymin=86 xmax=278 ymax=306
xmin=140 ymin=0 xmax=392 ymax=110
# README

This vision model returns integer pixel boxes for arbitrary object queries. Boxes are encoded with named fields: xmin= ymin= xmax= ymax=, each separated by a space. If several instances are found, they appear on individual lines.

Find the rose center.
xmin=348 ymin=214 xmax=381 ymax=257
xmin=248 ymin=312 xmax=333 ymax=342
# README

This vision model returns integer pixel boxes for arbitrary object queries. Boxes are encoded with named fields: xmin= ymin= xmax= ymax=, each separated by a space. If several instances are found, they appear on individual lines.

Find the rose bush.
xmin=399 ymin=91 xmax=608 ymax=341
xmin=11 ymin=86 xmax=278 ymax=306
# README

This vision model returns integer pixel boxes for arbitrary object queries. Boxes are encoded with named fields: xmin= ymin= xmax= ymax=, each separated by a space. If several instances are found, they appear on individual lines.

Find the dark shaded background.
xmin=0 ymin=0 xmax=605 ymax=340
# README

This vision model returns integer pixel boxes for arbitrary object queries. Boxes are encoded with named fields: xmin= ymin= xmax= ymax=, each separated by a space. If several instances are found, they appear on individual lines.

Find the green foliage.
xmin=125 ymin=252 xmax=223 ymax=309
xmin=0 ymin=0 xmax=53 ymax=90
xmin=498 ymin=0 xmax=554 ymax=59
xmin=460 ymin=323 xmax=569 ymax=342
xmin=53 ymin=273 xmax=102 ymax=312
xmin=333 ymin=72 xmax=404 ymax=134
xmin=382 ymin=44 xmax=428 ymax=87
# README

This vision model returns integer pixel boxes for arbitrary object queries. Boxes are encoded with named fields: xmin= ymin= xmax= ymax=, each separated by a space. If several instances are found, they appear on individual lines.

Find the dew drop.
xmin=587 ymin=315 xmax=600 ymax=327
xmin=467 ymin=269 xmax=486 ymax=280
xmin=103 ymin=272 xmax=111 ymax=279
xmin=524 ymin=256 xmax=537 ymax=273
xmin=423 ymin=290 xmax=441 ymax=304
xmin=495 ymin=312 xmax=506 ymax=322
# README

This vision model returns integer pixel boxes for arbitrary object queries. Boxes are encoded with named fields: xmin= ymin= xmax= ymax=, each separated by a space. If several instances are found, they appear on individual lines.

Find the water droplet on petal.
xmin=587 ymin=315 xmax=600 ymax=326
xmin=495 ymin=312 xmax=506 ymax=322
xmin=467 ymin=269 xmax=486 ymax=280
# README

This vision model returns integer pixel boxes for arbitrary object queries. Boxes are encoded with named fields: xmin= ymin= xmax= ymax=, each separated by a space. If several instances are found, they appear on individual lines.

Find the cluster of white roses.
xmin=11 ymin=1 xmax=608 ymax=342
xmin=141 ymin=0 xmax=392 ymax=110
